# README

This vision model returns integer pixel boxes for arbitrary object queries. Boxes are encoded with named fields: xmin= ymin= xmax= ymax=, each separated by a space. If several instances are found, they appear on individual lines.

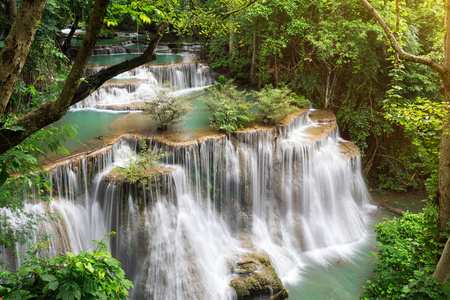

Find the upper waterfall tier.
xmin=73 ymin=62 xmax=213 ymax=110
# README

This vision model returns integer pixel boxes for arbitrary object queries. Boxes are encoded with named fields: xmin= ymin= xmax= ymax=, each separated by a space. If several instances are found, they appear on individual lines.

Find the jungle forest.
xmin=0 ymin=0 xmax=450 ymax=299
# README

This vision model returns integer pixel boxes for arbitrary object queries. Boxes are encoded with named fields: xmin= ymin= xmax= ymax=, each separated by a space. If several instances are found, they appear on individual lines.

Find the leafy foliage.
xmin=382 ymin=98 xmax=448 ymax=196
xmin=202 ymin=77 xmax=255 ymax=134
xmin=362 ymin=205 xmax=450 ymax=299
xmin=253 ymin=85 xmax=302 ymax=125
xmin=145 ymin=82 xmax=191 ymax=130
xmin=0 ymin=113 xmax=77 ymax=247
xmin=0 ymin=234 xmax=133 ymax=299
xmin=112 ymin=138 xmax=168 ymax=185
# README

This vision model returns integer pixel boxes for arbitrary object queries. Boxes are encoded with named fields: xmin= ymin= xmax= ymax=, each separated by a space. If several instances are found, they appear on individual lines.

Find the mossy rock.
xmin=230 ymin=253 xmax=283 ymax=299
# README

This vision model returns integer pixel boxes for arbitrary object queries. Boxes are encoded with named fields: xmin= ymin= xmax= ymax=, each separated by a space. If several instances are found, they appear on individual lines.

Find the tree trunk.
xmin=433 ymin=233 xmax=450 ymax=283
xmin=62 ymin=15 xmax=80 ymax=56
xmin=249 ymin=30 xmax=256 ymax=85
xmin=434 ymin=106 xmax=450 ymax=280
xmin=229 ymin=15 xmax=235 ymax=59
xmin=0 ymin=0 xmax=47 ymax=115
xmin=437 ymin=80 xmax=450 ymax=234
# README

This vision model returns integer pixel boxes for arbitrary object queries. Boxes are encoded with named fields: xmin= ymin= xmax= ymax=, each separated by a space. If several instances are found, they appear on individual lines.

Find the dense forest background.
xmin=0 ymin=0 xmax=445 ymax=197
xmin=202 ymin=0 xmax=444 ymax=198
xmin=1 ymin=0 xmax=449 ymax=298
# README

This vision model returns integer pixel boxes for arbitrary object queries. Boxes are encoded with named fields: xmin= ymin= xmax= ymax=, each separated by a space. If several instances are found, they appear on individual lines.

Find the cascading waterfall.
xmin=73 ymin=62 xmax=213 ymax=110
xmin=1 ymin=111 xmax=373 ymax=299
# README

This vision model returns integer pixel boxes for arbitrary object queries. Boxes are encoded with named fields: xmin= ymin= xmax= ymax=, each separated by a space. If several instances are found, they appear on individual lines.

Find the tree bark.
xmin=229 ymin=15 xmax=235 ymax=59
xmin=62 ymin=15 xmax=80 ymax=55
xmin=0 ymin=0 xmax=47 ymax=115
xmin=249 ymin=30 xmax=256 ymax=85
xmin=434 ymin=232 xmax=450 ymax=284
xmin=438 ymin=80 xmax=450 ymax=234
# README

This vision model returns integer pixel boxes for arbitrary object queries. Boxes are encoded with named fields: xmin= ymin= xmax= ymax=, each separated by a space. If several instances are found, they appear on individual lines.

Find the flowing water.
xmin=1 ymin=43 xmax=380 ymax=299
xmin=2 ymin=111 xmax=376 ymax=299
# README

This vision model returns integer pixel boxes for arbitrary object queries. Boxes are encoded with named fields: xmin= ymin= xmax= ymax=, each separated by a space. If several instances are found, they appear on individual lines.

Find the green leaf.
xmin=85 ymin=262 xmax=95 ymax=273
xmin=40 ymin=273 xmax=57 ymax=282
xmin=4 ymin=290 xmax=31 ymax=300
xmin=0 ymin=165 xmax=9 ymax=186
xmin=43 ymin=280 xmax=60 ymax=293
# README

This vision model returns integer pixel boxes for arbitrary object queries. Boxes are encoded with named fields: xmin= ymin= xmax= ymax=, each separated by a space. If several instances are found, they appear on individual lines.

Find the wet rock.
xmin=230 ymin=253 xmax=283 ymax=299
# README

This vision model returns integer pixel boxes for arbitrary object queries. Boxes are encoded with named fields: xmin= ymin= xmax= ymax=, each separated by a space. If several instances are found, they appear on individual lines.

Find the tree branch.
xmin=359 ymin=0 xmax=444 ymax=75
xmin=0 ymin=0 xmax=110 ymax=154
xmin=0 ymin=20 xmax=166 ymax=155
xmin=444 ymin=0 xmax=450 ymax=70
xmin=220 ymin=0 xmax=257 ymax=20
xmin=70 ymin=22 xmax=167 ymax=105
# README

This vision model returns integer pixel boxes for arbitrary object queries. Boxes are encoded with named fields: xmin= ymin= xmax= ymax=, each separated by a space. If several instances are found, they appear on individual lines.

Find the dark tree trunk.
xmin=62 ymin=15 xmax=80 ymax=56
xmin=249 ymin=30 xmax=257 ymax=85
xmin=437 ymin=79 xmax=450 ymax=233
xmin=0 ymin=0 xmax=47 ymax=115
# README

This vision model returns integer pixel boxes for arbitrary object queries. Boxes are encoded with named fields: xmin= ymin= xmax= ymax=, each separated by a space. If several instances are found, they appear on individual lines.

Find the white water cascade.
xmin=73 ymin=62 xmax=213 ymax=110
xmin=1 ymin=111 xmax=373 ymax=299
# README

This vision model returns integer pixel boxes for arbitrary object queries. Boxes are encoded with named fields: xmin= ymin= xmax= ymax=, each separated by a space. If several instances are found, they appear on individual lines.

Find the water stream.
xmin=1 ymin=43 xmax=380 ymax=299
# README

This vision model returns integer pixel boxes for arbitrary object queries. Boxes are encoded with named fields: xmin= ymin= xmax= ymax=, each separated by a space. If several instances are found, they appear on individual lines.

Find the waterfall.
xmin=1 ymin=111 xmax=372 ymax=299
xmin=74 ymin=62 xmax=213 ymax=110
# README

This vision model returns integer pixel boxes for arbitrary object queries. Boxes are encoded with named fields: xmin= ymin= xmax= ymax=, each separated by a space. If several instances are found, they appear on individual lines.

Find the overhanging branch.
xmin=0 ymin=13 xmax=166 ymax=155
xmin=71 ymin=22 xmax=167 ymax=105
xmin=359 ymin=0 xmax=444 ymax=75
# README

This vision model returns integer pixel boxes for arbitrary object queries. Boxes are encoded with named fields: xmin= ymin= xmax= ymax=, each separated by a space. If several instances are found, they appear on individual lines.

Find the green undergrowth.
xmin=361 ymin=205 xmax=450 ymax=299
xmin=0 ymin=233 xmax=132 ymax=300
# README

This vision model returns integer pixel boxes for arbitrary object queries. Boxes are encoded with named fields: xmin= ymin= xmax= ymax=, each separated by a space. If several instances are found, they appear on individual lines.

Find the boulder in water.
xmin=230 ymin=253 xmax=283 ymax=299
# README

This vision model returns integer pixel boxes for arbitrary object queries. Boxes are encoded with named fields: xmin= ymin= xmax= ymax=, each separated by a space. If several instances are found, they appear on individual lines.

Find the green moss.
xmin=230 ymin=254 xmax=283 ymax=299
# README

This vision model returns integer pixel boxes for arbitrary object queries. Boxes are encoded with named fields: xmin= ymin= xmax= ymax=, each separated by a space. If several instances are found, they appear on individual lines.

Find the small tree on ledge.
xmin=145 ymin=82 xmax=191 ymax=131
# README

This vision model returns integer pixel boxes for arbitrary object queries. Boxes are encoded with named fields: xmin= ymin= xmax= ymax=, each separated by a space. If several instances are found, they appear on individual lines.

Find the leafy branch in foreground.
xmin=0 ymin=233 xmax=133 ymax=300
xmin=361 ymin=205 xmax=450 ymax=299
xmin=112 ymin=138 xmax=168 ymax=185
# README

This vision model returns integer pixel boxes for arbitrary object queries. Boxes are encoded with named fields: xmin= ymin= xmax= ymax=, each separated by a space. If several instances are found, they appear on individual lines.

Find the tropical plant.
xmin=253 ymin=85 xmax=301 ymax=125
xmin=361 ymin=205 xmax=450 ymax=299
xmin=0 ymin=234 xmax=133 ymax=300
xmin=112 ymin=138 xmax=168 ymax=185
xmin=202 ymin=77 xmax=254 ymax=134
xmin=145 ymin=82 xmax=191 ymax=130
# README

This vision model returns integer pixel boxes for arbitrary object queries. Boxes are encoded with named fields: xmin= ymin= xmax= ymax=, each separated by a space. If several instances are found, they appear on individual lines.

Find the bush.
xmin=361 ymin=205 xmax=450 ymax=299
xmin=0 ymin=235 xmax=133 ymax=300
xmin=112 ymin=138 xmax=167 ymax=185
xmin=145 ymin=82 xmax=191 ymax=130
xmin=202 ymin=77 xmax=254 ymax=134
xmin=253 ymin=85 xmax=301 ymax=125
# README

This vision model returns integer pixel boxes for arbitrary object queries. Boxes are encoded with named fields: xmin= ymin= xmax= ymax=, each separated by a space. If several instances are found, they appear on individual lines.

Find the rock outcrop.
xmin=230 ymin=253 xmax=283 ymax=299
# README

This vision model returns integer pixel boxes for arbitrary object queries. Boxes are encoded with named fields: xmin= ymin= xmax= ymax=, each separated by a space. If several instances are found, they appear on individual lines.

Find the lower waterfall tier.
xmin=2 ymin=110 xmax=373 ymax=300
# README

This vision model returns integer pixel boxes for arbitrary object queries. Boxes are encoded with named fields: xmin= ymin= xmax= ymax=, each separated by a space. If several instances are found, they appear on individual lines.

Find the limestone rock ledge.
xmin=230 ymin=253 xmax=284 ymax=299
